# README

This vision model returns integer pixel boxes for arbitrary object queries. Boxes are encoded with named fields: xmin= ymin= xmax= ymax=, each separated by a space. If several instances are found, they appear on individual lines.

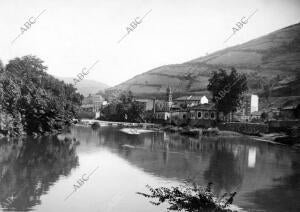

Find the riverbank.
xmin=76 ymin=119 xmax=300 ymax=148
xmin=77 ymin=119 xmax=241 ymax=138
xmin=79 ymin=119 xmax=160 ymax=128
xmin=161 ymin=125 xmax=242 ymax=137
xmin=120 ymin=128 xmax=154 ymax=135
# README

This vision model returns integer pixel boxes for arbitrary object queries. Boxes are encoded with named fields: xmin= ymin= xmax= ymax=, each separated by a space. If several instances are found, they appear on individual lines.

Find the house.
xmin=81 ymin=94 xmax=105 ymax=118
xmin=234 ymin=94 xmax=259 ymax=122
xmin=153 ymin=86 xmax=173 ymax=112
xmin=82 ymin=94 xmax=104 ymax=109
xmin=268 ymin=108 xmax=280 ymax=120
xmin=154 ymin=104 xmax=217 ymax=127
xmin=187 ymin=104 xmax=217 ymax=127
xmin=280 ymin=105 xmax=299 ymax=120
xmin=250 ymin=111 xmax=264 ymax=122
xmin=104 ymin=88 xmax=123 ymax=102
xmin=241 ymin=94 xmax=259 ymax=116
xmin=154 ymin=111 xmax=171 ymax=122
xmin=152 ymin=88 xmax=217 ymax=127
xmin=173 ymin=95 xmax=209 ymax=108
xmin=135 ymin=99 xmax=154 ymax=111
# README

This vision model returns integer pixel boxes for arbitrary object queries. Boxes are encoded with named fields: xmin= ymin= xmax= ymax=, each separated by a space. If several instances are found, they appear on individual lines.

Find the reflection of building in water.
xmin=163 ymin=142 xmax=169 ymax=165
xmin=248 ymin=147 xmax=257 ymax=168
xmin=143 ymin=136 xmax=152 ymax=147
xmin=233 ymin=146 xmax=239 ymax=158
xmin=163 ymin=132 xmax=170 ymax=141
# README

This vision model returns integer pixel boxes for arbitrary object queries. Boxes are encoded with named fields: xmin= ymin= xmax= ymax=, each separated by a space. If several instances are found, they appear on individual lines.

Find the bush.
xmin=137 ymin=181 xmax=237 ymax=212
xmin=91 ymin=122 xmax=100 ymax=129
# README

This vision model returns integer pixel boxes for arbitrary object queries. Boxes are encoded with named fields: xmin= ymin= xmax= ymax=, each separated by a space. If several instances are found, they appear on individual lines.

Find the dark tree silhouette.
xmin=207 ymin=68 xmax=248 ymax=115
xmin=0 ymin=55 xmax=83 ymax=136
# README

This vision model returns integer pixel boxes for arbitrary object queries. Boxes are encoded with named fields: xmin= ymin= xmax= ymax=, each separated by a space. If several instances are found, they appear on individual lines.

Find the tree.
xmin=207 ymin=68 xmax=248 ymax=115
xmin=261 ymin=112 xmax=268 ymax=121
xmin=0 ymin=55 xmax=83 ymax=136
xmin=100 ymin=90 xmax=145 ymax=122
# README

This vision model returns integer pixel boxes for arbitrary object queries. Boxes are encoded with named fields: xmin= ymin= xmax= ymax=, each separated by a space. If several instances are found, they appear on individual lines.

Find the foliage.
xmin=0 ymin=56 xmax=83 ymax=136
xmin=207 ymin=68 xmax=248 ymax=115
xmin=137 ymin=181 xmax=237 ymax=212
xmin=100 ymin=90 xmax=145 ymax=122
xmin=261 ymin=112 xmax=268 ymax=121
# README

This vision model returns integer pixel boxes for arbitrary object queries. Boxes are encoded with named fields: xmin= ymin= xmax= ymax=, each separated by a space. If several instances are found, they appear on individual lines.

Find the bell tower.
xmin=166 ymin=86 xmax=172 ymax=111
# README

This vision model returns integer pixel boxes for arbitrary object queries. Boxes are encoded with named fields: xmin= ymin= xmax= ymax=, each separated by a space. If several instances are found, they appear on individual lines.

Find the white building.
xmin=250 ymin=94 xmax=259 ymax=113
xmin=201 ymin=96 xmax=209 ymax=104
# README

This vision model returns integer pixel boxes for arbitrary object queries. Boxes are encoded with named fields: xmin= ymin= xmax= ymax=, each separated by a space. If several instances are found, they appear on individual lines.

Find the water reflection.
xmin=0 ymin=135 xmax=79 ymax=211
xmin=245 ymin=160 xmax=300 ymax=212
xmin=248 ymin=148 xmax=256 ymax=168
xmin=0 ymin=126 xmax=300 ymax=212
xmin=204 ymin=144 xmax=244 ymax=195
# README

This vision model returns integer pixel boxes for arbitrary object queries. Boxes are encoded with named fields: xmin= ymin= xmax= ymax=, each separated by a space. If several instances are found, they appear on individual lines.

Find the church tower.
xmin=166 ymin=86 xmax=172 ymax=111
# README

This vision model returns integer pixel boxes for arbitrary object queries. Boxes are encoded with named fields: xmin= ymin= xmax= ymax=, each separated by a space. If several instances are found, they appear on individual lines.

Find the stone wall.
xmin=269 ymin=120 xmax=300 ymax=129
xmin=218 ymin=122 xmax=269 ymax=135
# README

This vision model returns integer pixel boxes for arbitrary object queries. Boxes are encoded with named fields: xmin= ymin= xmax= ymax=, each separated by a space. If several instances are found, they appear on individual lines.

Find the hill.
xmin=56 ymin=77 xmax=109 ymax=97
xmin=114 ymin=23 xmax=300 ymax=102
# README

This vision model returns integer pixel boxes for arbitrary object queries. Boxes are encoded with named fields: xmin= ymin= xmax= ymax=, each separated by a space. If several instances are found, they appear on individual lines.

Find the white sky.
xmin=0 ymin=0 xmax=300 ymax=86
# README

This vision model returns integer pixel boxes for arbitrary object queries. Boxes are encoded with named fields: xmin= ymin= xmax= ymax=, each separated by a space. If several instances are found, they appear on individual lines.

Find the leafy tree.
xmin=261 ymin=112 xmax=268 ymax=121
xmin=0 ymin=55 xmax=83 ymax=136
xmin=207 ymin=68 xmax=248 ymax=115
xmin=100 ymin=90 xmax=145 ymax=122
xmin=120 ymin=90 xmax=134 ymax=104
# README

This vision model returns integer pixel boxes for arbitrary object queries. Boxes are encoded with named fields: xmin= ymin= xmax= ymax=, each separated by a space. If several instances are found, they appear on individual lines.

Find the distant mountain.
xmin=114 ymin=23 xmax=300 ymax=101
xmin=57 ymin=77 xmax=109 ymax=96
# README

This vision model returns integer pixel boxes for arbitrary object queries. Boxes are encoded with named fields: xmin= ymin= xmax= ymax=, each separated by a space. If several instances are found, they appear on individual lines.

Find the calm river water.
xmin=0 ymin=125 xmax=300 ymax=212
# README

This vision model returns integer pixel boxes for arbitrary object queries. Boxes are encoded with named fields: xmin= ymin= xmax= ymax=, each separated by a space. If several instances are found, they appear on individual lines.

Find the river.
xmin=0 ymin=125 xmax=299 ymax=212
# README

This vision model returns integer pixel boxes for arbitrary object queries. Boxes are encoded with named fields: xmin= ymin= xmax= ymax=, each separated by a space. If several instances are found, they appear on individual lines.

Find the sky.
xmin=0 ymin=0 xmax=300 ymax=86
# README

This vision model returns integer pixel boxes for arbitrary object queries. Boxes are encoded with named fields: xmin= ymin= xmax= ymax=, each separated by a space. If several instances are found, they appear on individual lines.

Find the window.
xmin=211 ymin=112 xmax=215 ymax=119
xmin=190 ymin=112 xmax=195 ymax=119
xmin=204 ymin=112 xmax=209 ymax=119
xmin=197 ymin=111 xmax=202 ymax=119
xmin=183 ymin=114 xmax=186 ymax=119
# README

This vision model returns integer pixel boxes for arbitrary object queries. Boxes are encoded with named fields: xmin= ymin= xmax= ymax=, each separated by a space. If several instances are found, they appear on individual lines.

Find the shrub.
xmin=137 ymin=181 xmax=237 ymax=212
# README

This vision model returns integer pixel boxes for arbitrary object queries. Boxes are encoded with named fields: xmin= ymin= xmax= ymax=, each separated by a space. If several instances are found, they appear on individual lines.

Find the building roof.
xmin=251 ymin=111 xmax=263 ymax=116
xmin=83 ymin=94 xmax=104 ymax=104
xmin=189 ymin=104 xmax=216 ymax=110
xmin=175 ymin=96 xmax=203 ymax=101
xmin=81 ymin=104 xmax=94 ymax=108
xmin=135 ymin=99 xmax=153 ymax=103
xmin=281 ymin=105 xmax=297 ymax=110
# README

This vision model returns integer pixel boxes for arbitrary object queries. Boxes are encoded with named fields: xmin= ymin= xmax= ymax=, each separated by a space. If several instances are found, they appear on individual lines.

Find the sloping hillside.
xmin=114 ymin=23 xmax=300 ymax=100
xmin=57 ymin=77 xmax=109 ymax=96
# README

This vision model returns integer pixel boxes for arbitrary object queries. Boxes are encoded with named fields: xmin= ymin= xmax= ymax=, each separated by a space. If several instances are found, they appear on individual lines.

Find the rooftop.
xmin=175 ymin=95 xmax=203 ymax=101
xmin=189 ymin=103 xmax=216 ymax=110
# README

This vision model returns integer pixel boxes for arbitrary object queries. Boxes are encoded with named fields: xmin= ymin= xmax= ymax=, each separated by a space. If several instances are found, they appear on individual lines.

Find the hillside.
xmin=57 ymin=77 xmax=109 ymax=96
xmin=114 ymin=23 xmax=300 ymax=101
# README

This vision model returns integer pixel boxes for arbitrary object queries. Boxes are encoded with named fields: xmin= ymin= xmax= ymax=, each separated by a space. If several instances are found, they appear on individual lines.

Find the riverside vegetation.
xmin=137 ymin=181 xmax=237 ymax=212
xmin=0 ymin=55 xmax=83 ymax=137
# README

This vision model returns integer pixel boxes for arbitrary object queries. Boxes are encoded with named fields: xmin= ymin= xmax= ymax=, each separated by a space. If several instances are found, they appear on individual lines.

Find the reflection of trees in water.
xmin=0 ymin=135 xmax=79 ymax=211
xmin=246 ymin=160 xmax=300 ymax=212
xmin=204 ymin=142 xmax=244 ymax=195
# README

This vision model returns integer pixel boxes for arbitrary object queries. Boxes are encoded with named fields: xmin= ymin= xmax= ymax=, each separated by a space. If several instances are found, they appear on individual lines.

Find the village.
xmin=79 ymin=85 xmax=300 ymax=145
